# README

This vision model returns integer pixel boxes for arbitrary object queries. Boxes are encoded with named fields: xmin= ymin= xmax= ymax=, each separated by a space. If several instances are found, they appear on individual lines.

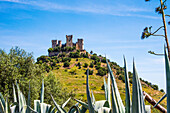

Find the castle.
xmin=49 ymin=35 xmax=84 ymax=56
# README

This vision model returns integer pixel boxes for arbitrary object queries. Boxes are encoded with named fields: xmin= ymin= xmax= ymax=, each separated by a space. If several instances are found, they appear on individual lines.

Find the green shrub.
xmin=118 ymin=75 xmax=125 ymax=83
xmin=89 ymin=62 xmax=94 ymax=68
xmin=48 ymin=48 xmax=53 ymax=52
xmin=84 ymin=63 xmax=88 ymax=68
xmin=97 ymin=67 xmax=107 ymax=76
xmin=101 ymin=57 xmax=106 ymax=63
xmin=160 ymin=89 xmax=165 ymax=92
xmin=63 ymin=61 xmax=70 ymax=67
xmin=152 ymin=84 xmax=159 ymax=90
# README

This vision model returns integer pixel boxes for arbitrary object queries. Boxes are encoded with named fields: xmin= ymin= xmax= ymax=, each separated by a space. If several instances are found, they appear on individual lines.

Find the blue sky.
xmin=0 ymin=0 xmax=170 ymax=90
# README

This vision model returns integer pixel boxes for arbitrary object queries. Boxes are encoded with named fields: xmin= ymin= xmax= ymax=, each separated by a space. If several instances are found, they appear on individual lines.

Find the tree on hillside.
xmin=141 ymin=0 xmax=170 ymax=59
xmin=0 ymin=47 xmax=75 ymax=108
xmin=0 ymin=47 xmax=45 ymax=103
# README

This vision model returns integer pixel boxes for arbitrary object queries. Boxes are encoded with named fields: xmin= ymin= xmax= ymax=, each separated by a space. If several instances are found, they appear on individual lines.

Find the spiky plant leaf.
xmin=68 ymin=105 xmax=80 ymax=113
xmin=40 ymin=80 xmax=44 ymax=103
xmin=16 ymin=81 xmax=27 ymax=113
xmin=91 ymin=90 xmax=95 ymax=105
xmin=94 ymin=100 xmax=110 ymax=112
xmin=51 ymin=95 xmax=66 ymax=113
xmin=74 ymin=99 xmax=88 ymax=109
xmin=26 ymin=81 xmax=31 ymax=113
xmin=106 ymin=60 xmax=125 ymax=113
xmin=132 ymin=60 xmax=145 ymax=113
xmin=80 ymin=106 xmax=87 ymax=113
xmin=107 ymin=73 xmax=111 ymax=107
xmin=124 ymin=56 xmax=131 ymax=113
xmin=97 ymin=107 xmax=111 ymax=113
xmin=13 ymin=84 xmax=17 ymax=103
xmin=5 ymin=98 xmax=10 ymax=113
xmin=10 ymin=105 xmax=17 ymax=113
xmin=164 ymin=47 xmax=170 ymax=112
xmin=68 ymin=103 xmax=79 ymax=113
xmin=61 ymin=97 xmax=71 ymax=108
xmin=40 ymin=103 xmax=51 ymax=113
xmin=27 ymin=106 xmax=38 ymax=113
xmin=153 ymin=94 xmax=167 ymax=108
xmin=0 ymin=92 xmax=5 ymax=113
xmin=34 ymin=100 xmax=40 ymax=113
xmin=111 ymin=85 xmax=119 ymax=113
xmin=104 ymin=78 xmax=108 ymax=101
xmin=86 ymin=69 xmax=95 ymax=113
xmin=50 ymin=107 xmax=55 ymax=113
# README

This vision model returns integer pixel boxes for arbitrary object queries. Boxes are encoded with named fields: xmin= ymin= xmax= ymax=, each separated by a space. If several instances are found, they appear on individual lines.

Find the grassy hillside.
xmin=49 ymin=58 xmax=166 ymax=112
xmin=37 ymin=50 xmax=166 ymax=113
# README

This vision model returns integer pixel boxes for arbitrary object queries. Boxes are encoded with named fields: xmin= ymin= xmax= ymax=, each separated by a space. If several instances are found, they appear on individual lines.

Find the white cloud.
xmin=0 ymin=0 xmax=159 ymax=19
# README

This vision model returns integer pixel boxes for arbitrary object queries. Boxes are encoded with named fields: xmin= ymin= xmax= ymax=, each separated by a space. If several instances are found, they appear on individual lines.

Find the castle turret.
xmin=58 ymin=40 xmax=62 ymax=47
xmin=66 ymin=35 xmax=73 ymax=47
xmin=76 ymin=39 xmax=84 ymax=50
xmin=52 ymin=40 xmax=58 ymax=48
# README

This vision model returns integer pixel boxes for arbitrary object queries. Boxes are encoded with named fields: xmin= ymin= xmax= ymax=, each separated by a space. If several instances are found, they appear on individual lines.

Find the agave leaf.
xmin=61 ymin=97 xmax=71 ymax=108
xmin=22 ymin=105 xmax=28 ymax=113
xmin=106 ymin=60 xmax=125 ymax=113
xmin=74 ymin=99 xmax=88 ymax=109
xmin=13 ymin=84 xmax=17 ymax=103
xmin=50 ymin=107 xmax=55 ymax=113
xmin=97 ymin=107 xmax=111 ymax=113
xmin=94 ymin=100 xmax=110 ymax=112
xmin=10 ymin=105 xmax=16 ymax=113
xmin=91 ymin=90 xmax=95 ymax=105
xmin=123 ymin=56 xmax=131 ymax=113
xmin=164 ymin=47 xmax=170 ymax=112
xmin=145 ymin=105 xmax=151 ymax=113
xmin=107 ymin=73 xmax=111 ymax=107
xmin=40 ymin=80 xmax=44 ymax=103
xmin=104 ymin=78 xmax=108 ymax=101
xmin=86 ymin=69 xmax=95 ymax=113
xmin=10 ymin=102 xmax=19 ymax=113
xmin=46 ymin=104 xmax=52 ymax=113
xmin=27 ymin=106 xmax=38 ymax=113
xmin=16 ymin=81 xmax=23 ymax=112
xmin=40 ymin=103 xmax=50 ymax=113
xmin=5 ymin=98 xmax=10 ymax=113
xmin=0 ymin=92 xmax=5 ymax=113
xmin=51 ymin=94 xmax=66 ymax=113
xmin=153 ymin=94 xmax=167 ymax=108
xmin=111 ymin=84 xmax=119 ymax=113
xmin=80 ymin=106 xmax=87 ymax=113
xmin=68 ymin=102 xmax=80 ymax=113
xmin=34 ymin=100 xmax=40 ymax=112
xmin=68 ymin=105 xmax=80 ymax=113
xmin=132 ymin=60 xmax=145 ymax=113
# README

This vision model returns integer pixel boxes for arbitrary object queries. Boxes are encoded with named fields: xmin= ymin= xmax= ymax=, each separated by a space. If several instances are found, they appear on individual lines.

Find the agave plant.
xmin=73 ymin=57 xmax=150 ymax=113
xmin=0 ymin=80 xmax=73 ymax=113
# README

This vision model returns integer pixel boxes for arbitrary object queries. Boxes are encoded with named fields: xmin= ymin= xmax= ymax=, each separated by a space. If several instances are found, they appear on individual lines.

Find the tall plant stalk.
xmin=160 ymin=0 xmax=170 ymax=60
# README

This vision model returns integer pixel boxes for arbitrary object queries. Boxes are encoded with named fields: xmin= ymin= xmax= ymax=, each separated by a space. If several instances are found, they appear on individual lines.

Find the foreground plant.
xmin=74 ymin=58 xmax=150 ymax=113
xmin=0 ymin=80 xmax=72 ymax=113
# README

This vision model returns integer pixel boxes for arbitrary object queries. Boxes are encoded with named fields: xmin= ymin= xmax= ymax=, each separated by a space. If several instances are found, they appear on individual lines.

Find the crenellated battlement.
xmin=51 ymin=35 xmax=84 ymax=50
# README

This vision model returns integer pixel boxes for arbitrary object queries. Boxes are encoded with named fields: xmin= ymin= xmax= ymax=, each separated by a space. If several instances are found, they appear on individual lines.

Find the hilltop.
xmin=36 ymin=50 xmax=166 ymax=113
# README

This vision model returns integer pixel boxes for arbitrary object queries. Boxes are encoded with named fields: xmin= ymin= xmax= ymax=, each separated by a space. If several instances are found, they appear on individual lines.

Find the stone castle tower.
xmin=66 ymin=35 xmax=73 ymax=47
xmin=76 ymin=39 xmax=84 ymax=50
xmin=51 ymin=35 xmax=84 ymax=50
